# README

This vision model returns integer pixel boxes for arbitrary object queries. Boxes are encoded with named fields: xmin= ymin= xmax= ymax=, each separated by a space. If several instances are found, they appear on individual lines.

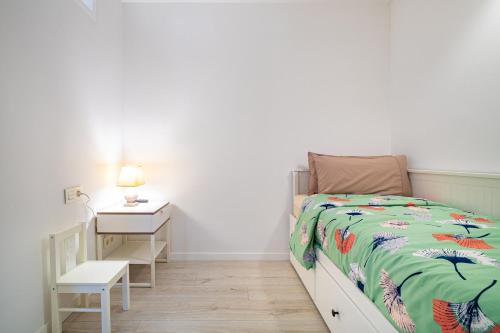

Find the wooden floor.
xmin=64 ymin=261 xmax=329 ymax=333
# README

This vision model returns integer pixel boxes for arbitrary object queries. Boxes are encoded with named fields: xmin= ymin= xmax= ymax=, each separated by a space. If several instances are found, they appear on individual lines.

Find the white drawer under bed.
xmin=315 ymin=250 xmax=397 ymax=333
xmin=289 ymin=214 xmax=396 ymax=333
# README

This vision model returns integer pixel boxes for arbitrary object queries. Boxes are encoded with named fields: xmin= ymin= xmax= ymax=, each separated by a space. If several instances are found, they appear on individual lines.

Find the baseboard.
xmin=170 ymin=251 xmax=289 ymax=261
xmin=35 ymin=323 xmax=47 ymax=333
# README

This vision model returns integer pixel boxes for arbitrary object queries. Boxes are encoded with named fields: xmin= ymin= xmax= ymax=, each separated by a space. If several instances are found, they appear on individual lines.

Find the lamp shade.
xmin=117 ymin=165 xmax=145 ymax=187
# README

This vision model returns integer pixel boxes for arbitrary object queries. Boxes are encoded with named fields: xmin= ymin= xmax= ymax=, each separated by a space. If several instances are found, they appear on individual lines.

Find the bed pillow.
xmin=313 ymin=154 xmax=412 ymax=196
xmin=307 ymin=152 xmax=321 ymax=195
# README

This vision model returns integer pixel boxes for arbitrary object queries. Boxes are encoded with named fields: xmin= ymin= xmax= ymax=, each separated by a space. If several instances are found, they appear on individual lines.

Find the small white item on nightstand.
xmin=117 ymin=165 xmax=145 ymax=207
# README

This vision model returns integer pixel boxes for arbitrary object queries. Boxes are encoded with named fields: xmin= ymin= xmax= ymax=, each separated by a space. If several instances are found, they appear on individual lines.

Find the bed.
xmin=289 ymin=169 xmax=500 ymax=333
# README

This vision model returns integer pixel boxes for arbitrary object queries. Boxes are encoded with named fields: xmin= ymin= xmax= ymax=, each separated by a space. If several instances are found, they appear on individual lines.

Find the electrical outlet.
xmin=64 ymin=186 xmax=82 ymax=204
xmin=102 ymin=236 xmax=115 ymax=249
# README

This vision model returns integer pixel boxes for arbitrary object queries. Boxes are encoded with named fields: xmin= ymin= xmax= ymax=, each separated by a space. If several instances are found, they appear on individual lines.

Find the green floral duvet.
xmin=290 ymin=194 xmax=500 ymax=333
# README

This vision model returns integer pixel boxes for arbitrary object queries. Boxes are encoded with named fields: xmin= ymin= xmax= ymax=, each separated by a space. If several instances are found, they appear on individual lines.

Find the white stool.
xmin=50 ymin=223 xmax=130 ymax=333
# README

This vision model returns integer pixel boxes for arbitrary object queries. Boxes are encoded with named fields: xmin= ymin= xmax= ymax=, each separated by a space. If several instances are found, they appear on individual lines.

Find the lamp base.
xmin=124 ymin=192 xmax=138 ymax=207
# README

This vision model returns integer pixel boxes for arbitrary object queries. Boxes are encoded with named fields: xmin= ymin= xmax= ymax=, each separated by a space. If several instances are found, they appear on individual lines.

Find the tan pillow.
xmin=314 ymin=155 xmax=412 ymax=196
xmin=307 ymin=152 xmax=321 ymax=195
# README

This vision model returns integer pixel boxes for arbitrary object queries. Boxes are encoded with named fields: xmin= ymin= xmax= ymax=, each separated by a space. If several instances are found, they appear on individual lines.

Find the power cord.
xmin=77 ymin=190 xmax=96 ymax=218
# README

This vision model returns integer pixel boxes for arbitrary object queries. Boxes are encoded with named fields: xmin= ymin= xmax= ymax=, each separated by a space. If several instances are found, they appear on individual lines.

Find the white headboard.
xmin=291 ymin=169 xmax=500 ymax=217
xmin=291 ymin=168 xmax=310 ymax=196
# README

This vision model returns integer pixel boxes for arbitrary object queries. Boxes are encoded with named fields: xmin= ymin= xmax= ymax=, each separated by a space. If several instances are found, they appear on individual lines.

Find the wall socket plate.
xmin=103 ymin=235 xmax=115 ymax=249
xmin=64 ymin=186 xmax=82 ymax=204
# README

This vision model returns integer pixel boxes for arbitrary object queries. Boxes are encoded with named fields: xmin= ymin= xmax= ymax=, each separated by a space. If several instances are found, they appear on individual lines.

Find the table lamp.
xmin=117 ymin=165 xmax=145 ymax=207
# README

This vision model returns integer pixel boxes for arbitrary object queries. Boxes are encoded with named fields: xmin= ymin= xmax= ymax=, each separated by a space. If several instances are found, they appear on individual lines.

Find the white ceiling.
xmin=122 ymin=0 xmax=391 ymax=4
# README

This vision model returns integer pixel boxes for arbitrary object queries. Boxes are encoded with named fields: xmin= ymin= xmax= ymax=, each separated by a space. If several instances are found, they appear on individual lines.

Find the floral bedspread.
xmin=289 ymin=194 xmax=500 ymax=333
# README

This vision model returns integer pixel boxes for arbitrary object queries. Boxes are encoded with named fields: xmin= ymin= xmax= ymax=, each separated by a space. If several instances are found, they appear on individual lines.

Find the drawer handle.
xmin=331 ymin=309 xmax=340 ymax=318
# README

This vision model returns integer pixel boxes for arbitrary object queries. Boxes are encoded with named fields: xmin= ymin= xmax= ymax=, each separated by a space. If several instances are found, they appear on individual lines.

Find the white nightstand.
xmin=96 ymin=200 xmax=171 ymax=288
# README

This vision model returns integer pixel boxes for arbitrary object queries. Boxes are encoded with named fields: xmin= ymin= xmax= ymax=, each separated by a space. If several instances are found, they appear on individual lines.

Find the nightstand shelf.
xmin=105 ymin=240 xmax=167 ymax=265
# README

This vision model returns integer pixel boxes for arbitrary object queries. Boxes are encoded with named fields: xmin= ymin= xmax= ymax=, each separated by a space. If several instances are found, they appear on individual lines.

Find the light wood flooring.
xmin=64 ymin=261 xmax=329 ymax=333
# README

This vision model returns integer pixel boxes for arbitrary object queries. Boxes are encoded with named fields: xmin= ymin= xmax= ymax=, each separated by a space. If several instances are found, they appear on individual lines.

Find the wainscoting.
xmin=409 ymin=169 xmax=500 ymax=217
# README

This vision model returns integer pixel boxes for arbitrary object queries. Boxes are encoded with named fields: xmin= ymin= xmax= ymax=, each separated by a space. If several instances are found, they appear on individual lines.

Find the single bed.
xmin=289 ymin=169 xmax=500 ymax=333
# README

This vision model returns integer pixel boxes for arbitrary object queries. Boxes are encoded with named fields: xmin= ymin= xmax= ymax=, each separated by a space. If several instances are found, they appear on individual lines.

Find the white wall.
xmin=0 ymin=1 xmax=123 ymax=332
xmin=122 ymin=1 xmax=391 ymax=260
xmin=390 ymin=0 xmax=500 ymax=173
xmin=3 ymin=0 xmax=498 ymax=331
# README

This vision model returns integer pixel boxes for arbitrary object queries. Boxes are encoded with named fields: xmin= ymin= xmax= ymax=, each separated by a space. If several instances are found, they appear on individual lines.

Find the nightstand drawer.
xmin=152 ymin=204 xmax=171 ymax=231
xmin=97 ymin=202 xmax=170 ymax=234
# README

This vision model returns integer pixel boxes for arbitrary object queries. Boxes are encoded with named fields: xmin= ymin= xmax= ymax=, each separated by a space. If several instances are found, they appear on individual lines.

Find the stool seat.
xmin=57 ymin=260 xmax=128 ymax=286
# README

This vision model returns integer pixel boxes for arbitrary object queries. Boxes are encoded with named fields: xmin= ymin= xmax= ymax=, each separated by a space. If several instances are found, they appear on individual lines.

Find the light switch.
xmin=64 ymin=186 xmax=82 ymax=204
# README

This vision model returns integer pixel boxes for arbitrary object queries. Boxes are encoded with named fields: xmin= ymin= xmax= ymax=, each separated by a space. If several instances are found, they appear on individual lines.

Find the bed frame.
xmin=289 ymin=168 xmax=500 ymax=333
